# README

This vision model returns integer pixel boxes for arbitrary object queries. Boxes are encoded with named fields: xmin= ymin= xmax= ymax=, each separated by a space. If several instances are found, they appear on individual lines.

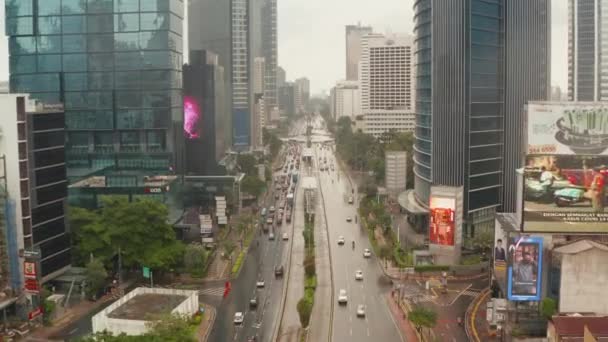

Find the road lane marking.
xmin=382 ymin=294 xmax=406 ymax=342
xmin=367 ymin=327 xmax=371 ymax=337
xmin=350 ymin=328 xmax=353 ymax=336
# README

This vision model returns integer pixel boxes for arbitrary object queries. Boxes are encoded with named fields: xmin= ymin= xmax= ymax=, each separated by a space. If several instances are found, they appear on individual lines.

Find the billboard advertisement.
xmin=523 ymin=155 xmax=608 ymax=232
xmin=527 ymin=102 xmax=608 ymax=156
xmin=184 ymin=96 xmax=202 ymax=140
xmin=507 ymin=236 xmax=543 ymax=301
xmin=429 ymin=196 xmax=456 ymax=246
xmin=233 ymin=108 xmax=250 ymax=147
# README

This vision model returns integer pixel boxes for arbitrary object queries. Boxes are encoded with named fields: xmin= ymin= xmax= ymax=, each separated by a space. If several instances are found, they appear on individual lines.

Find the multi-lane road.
xmin=311 ymin=129 xmax=403 ymax=341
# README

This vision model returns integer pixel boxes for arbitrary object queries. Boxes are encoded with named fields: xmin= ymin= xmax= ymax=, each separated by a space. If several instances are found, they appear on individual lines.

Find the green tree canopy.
xmin=241 ymin=175 xmax=266 ymax=198
xmin=69 ymin=198 xmax=184 ymax=270
xmin=237 ymin=154 xmax=258 ymax=176
xmin=85 ymin=258 xmax=108 ymax=299
xmin=408 ymin=306 xmax=438 ymax=332
xmin=76 ymin=314 xmax=196 ymax=342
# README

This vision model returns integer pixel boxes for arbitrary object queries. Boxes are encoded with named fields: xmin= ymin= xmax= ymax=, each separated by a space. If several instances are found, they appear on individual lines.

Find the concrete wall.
xmin=92 ymin=287 xmax=199 ymax=336
xmin=560 ymin=248 xmax=608 ymax=314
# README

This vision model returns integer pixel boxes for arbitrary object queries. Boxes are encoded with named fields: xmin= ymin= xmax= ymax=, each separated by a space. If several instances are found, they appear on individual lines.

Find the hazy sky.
xmin=0 ymin=0 xmax=568 ymax=95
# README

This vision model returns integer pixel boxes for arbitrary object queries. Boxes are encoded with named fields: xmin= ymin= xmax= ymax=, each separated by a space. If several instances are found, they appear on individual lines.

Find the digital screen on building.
xmin=184 ymin=96 xmax=202 ymax=140
xmin=507 ymin=236 xmax=543 ymax=301
xmin=429 ymin=196 xmax=455 ymax=246
xmin=525 ymin=102 xmax=608 ymax=232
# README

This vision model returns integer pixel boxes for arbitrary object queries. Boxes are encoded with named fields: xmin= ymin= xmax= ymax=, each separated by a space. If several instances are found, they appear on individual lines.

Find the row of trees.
xmin=334 ymin=117 xmax=414 ymax=188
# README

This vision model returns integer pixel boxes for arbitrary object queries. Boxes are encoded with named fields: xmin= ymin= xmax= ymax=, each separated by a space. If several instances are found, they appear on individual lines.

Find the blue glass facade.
xmin=6 ymin=0 xmax=184 ymax=179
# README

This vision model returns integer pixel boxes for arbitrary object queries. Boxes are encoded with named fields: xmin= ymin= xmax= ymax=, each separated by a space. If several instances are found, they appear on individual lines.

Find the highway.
xmin=311 ymin=120 xmax=404 ymax=342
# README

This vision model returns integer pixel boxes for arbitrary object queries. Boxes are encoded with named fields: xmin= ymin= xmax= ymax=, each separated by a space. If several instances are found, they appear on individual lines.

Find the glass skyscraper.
xmin=6 ymin=0 xmax=184 ymax=179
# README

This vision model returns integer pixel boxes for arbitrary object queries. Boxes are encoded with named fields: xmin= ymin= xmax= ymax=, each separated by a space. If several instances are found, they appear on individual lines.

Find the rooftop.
xmin=551 ymin=315 xmax=608 ymax=337
xmin=108 ymin=293 xmax=187 ymax=320
xmin=70 ymin=175 xmax=177 ymax=188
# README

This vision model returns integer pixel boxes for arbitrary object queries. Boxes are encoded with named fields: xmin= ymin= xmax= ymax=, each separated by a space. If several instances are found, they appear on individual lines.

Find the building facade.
xmin=345 ymin=23 xmax=373 ymax=81
xmin=294 ymin=77 xmax=310 ymax=114
xmin=277 ymin=66 xmax=286 ymax=88
xmin=331 ymin=80 xmax=360 ymax=121
xmin=412 ymin=0 xmax=550 ymax=241
xmin=6 ymin=0 xmax=185 ymax=179
xmin=279 ymin=82 xmax=296 ymax=117
xmin=360 ymin=33 xmax=415 ymax=136
xmin=183 ymin=50 xmax=226 ymax=175
xmin=568 ymin=0 xmax=608 ymax=101
xmin=385 ymin=151 xmax=407 ymax=195
xmin=0 ymin=95 xmax=71 ymax=285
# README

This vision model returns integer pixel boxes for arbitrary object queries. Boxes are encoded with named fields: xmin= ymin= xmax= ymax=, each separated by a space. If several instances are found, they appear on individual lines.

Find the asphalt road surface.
xmin=313 ymin=139 xmax=404 ymax=342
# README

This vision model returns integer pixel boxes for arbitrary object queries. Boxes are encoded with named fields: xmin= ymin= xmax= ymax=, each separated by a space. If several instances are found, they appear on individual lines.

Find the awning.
xmin=398 ymin=190 xmax=428 ymax=215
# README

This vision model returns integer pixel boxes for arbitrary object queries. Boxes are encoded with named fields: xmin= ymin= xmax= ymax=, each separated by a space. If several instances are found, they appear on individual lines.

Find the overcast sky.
xmin=0 ymin=0 xmax=568 ymax=95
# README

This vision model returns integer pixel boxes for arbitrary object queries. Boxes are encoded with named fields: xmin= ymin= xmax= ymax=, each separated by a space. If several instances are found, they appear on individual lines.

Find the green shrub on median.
xmin=231 ymin=251 xmax=246 ymax=276
xmin=414 ymin=265 xmax=450 ymax=273
xmin=304 ymin=275 xmax=317 ymax=290
xmin=297 ymin=297 xmax=313 ymax=328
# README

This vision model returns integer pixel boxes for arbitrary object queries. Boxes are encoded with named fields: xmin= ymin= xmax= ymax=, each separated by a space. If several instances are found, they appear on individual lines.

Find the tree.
xmin=358 ymin=176 xmax=378 ymax=197
xmin=69 ymin=198 xmax=184 ymax=272
xmin=237 ymin=154 xmax=257 ymax=176
xmin=76 ymin=314 xmax=196 ymax=342
xmin=408 ymin=306 xmax=438 ymax=333
xmin=379 ymin=245 xmax=392 ymax=267
xmin=241 ymin=175 xmax=266 ymax=198
xmin=183 ymin=244 xmax=209 ymax=277
xmin=471 ymin=230 xmax=494 ymax=259
xmin=222 ymin=241 xmax=236 ymax=259
xmin=540 ymin=297 xmax=557 ymax=320
xmin=69 ymin=206 xmax=113 ymax=266
xmin=85 ymin=258 xmax=108 ymax=299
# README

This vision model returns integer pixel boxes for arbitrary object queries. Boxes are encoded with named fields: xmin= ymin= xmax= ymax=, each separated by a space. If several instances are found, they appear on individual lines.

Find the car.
xmin=249 ymin=297 xmax=258 ymax=309
xmin=282 ymin=232 xmax=289 ymax=240
xmin=337 ymin=236 xmax=345 ymax=245
xmin=275 ymin=265 xmax=284 ymax=277
xmin=363 ymin=248 xmax=372 ymax=258
xmin=247 ymin=336 xmax=258 ymax=342
xmin=355 ymin=270 xmax=363 ymax=280
xmin=356 ymin=305 xmax=366 ymax=317
xmin=346 ymin=216 xmax=352 ymax=222
xmin=256 ymin=280 xmax=265 ymax=288
xmin=269 ymin=233 xmax=275 ymax=240
xmin=234 ymin=312 xmax=244 ymax=324
xmin=338 ymin=289 xmax=348 ymax=305
xmin=348 ymin=196 xmax=354 ymax=204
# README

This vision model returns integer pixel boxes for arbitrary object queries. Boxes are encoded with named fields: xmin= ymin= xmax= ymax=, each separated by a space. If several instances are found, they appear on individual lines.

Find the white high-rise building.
xmin=331 ymin=81 xmax=360 ymax=121
xmin=385 ymin=151 xmax=407 ymax=195
xmin=360 ymin=33 xmax=415 ymax=136
xmin=295 ymin=77 xmax=310 ymax=114
xmin=346 ymin=23 xmax=373 ymax=80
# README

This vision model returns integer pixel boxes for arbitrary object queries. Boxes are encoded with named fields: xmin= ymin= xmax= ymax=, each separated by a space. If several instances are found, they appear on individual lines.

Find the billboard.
xmin=507 ymin=236 xmax=543 ymax=301
xmin=429 ymin=196 xmax=455 ymax=246
xmin=527 ymin=102 xmax=608 ymax=156
xmin=523 ymin=155 xmax=608 ymax=232
xmin=184 ymin=96 xmax=202 ymax=140
xmin=525 ymin=102 xmax=608 ymax=232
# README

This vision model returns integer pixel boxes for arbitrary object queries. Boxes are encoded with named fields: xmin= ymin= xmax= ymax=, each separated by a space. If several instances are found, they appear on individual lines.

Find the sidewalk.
xmin=197 ymin=303 xmax=216 ymax=342
xmin=466 ymin=288 xmax=497 ymax=342
xmin=385 ymin=293 xmax=419 ymax=342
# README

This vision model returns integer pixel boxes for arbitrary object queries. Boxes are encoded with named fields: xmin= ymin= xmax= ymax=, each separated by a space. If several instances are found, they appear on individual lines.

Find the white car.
xmin=355 ymin=270 xmax=363 ymax=280
xmin=346 ymin=216 xmax=352 ymax=222
xmin=338 ymin=289 xmax=348 ymax=305
xmin=348 ymin=196 xmax=354 ymax=204
xmin=337 ymin=236 xmax=345 ymax=245
xmin=234 ymin=312 xmax=244 ymax=324
xmin=363 ymin=249 xmax=372 ymax=258
xmin=356 ymin=305 xmax=366 ymax=317
xmin=282 ymin=233 xmax=289 ymax=240
xmin=269 ymin=233 xmax=275 ymax=240
xmin=256 ymin=280 xmax=265 ymax=288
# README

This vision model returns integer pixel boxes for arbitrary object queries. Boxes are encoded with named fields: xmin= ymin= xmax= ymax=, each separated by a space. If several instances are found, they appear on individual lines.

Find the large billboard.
xmin=429 ymin=196 xmax=455 ymax=246
xmin=507 ymin=236 xmax=543 ymax=301
xmin=525 ymin=102 xmax=608 ymax=232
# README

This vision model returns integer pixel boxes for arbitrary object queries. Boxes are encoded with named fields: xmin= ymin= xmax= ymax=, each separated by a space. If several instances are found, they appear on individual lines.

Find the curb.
xmin=465 ymin=287 xmax=490 ymax=342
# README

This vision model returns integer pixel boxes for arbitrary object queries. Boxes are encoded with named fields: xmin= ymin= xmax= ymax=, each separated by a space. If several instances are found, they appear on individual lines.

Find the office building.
xmin=257 ymin=0 xmax=278 ymax=122
xmin=277 ymin=66 xmax=286 ymax=88
xmin=295 ymin=77 xmax=310 ymax=114
xmin=279 ymin=82 xmax=296 ymax=117
xmin=183 ymin=50 xmax=227 ymax=175
xmin=410 ymin=0 xmax=550 ymax=244
xmin=0 ymin=95 xmax=71 ymax=285
xmin=231 ymin=0 xmax=251 ymax=148
xmin=385 ymin=151 xmax=407 ymax=195
xmin=360 ymin=33 xmax=415 ymax=137
xmin=568 ymin=0 xmax=608 ymax=101
xmin=346 ymin=23 xmax=373 ymax=80
xmin=6 ymin=0 xmax=185 ymax=179
xmin=331 ymin=80 xmax=360 ymax=120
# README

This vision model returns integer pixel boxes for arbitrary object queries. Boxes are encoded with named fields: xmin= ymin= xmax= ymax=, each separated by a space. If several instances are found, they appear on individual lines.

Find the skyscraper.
xmin=412 ymin=0 xmax=550 ymax=240
xmin=568 ymin=0 xmax=608 ymax=101
xmin=6 ymin=0 xmax=185 ymax=178
xmin=277 ymin=66 xmax=286 ymax=88
xmin=345 ymin=23 xmax=373 ymax=81
xmin=360 ymin=33 xmax=415 ymax=136
xmin=294 ymin=77 xmax=310 ymax=114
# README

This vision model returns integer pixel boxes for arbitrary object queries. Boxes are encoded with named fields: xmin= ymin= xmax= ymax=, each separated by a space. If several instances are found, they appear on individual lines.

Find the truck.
xmin=292 ymin=172 xmax=299 ymax=183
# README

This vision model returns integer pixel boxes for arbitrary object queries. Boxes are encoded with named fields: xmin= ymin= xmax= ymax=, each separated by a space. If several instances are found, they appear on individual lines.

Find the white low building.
xmin=92 ymin=287 xmax=199 ymax=336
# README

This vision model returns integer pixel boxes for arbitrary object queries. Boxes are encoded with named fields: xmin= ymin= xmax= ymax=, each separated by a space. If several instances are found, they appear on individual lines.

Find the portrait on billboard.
xmin=527 ymin=103 xmax=608 ymax=156
xmin=184 ymin=96 xmax=202 ymax=140
xmin=507 ymin=236 xmax=543 ymax=301
xmin=429 ymin=197 xmax=455 ymax=246
xmin=523 ymin=155 xmax=608 ymax=232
